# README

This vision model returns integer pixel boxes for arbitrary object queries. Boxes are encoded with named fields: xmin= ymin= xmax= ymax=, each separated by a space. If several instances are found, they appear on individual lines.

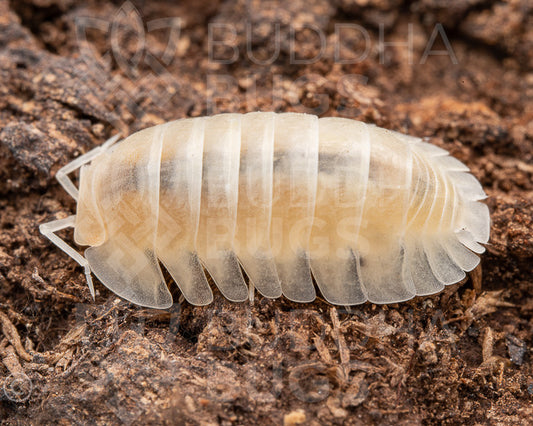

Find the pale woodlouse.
xmin=40 ymin=112 xmax=490 ymax=308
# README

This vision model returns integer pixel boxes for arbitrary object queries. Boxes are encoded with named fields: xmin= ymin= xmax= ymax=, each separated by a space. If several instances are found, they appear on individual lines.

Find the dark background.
xmin=0 ymin=0 xmax=532 ymax=424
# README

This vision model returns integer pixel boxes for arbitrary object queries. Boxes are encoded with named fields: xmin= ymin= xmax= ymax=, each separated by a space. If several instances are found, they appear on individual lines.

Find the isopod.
xmin=40 ymin=112 xmax=490 ymax=309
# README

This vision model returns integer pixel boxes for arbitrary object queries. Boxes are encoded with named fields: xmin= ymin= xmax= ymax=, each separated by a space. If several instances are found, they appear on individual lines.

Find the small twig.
xmin=2 ymin=345 xmax=25 ymax=376
xmin=0 ymin=311 xmax=32 ymax=362
xmin=31 ymin=268 xmax=83 ymax=303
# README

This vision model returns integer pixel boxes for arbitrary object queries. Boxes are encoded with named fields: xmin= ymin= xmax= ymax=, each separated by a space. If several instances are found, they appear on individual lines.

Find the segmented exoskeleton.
xmin=40 ymin=112 xmax=490 ymax=308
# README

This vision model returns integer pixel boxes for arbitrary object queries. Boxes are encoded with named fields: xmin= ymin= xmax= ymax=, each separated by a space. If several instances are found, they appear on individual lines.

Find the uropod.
xmin=40 ymin=112 xmax=490 ymax=309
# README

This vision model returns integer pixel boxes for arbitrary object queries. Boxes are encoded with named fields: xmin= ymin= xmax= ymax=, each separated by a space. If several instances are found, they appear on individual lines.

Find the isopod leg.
xmin=56 ymin=133 xmax=121 ymax=201
xmin=39 ymin=215 xmax=95 ymax=298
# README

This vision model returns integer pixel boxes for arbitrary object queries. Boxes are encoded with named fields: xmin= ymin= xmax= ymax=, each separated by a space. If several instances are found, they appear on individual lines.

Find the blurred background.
xmin=0 ymin=0 xmax=531 ymax=423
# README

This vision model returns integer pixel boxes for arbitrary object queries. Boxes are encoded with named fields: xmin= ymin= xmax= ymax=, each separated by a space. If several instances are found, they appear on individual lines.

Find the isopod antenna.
xmin=39 ymin=133 xmax=121 ymax=298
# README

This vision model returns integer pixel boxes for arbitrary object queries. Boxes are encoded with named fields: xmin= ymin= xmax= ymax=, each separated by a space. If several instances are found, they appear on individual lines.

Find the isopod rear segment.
xmin=39 ymin=112 xmax=490 ymax=309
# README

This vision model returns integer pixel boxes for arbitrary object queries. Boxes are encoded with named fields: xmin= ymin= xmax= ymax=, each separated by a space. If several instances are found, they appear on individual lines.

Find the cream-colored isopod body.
xmin=40 ymin=112 xmax=490 ymax=309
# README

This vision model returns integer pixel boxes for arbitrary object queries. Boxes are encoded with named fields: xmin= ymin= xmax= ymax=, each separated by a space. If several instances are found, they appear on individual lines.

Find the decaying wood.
xmin=0 ymin=0 xmax=531 ymax=423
